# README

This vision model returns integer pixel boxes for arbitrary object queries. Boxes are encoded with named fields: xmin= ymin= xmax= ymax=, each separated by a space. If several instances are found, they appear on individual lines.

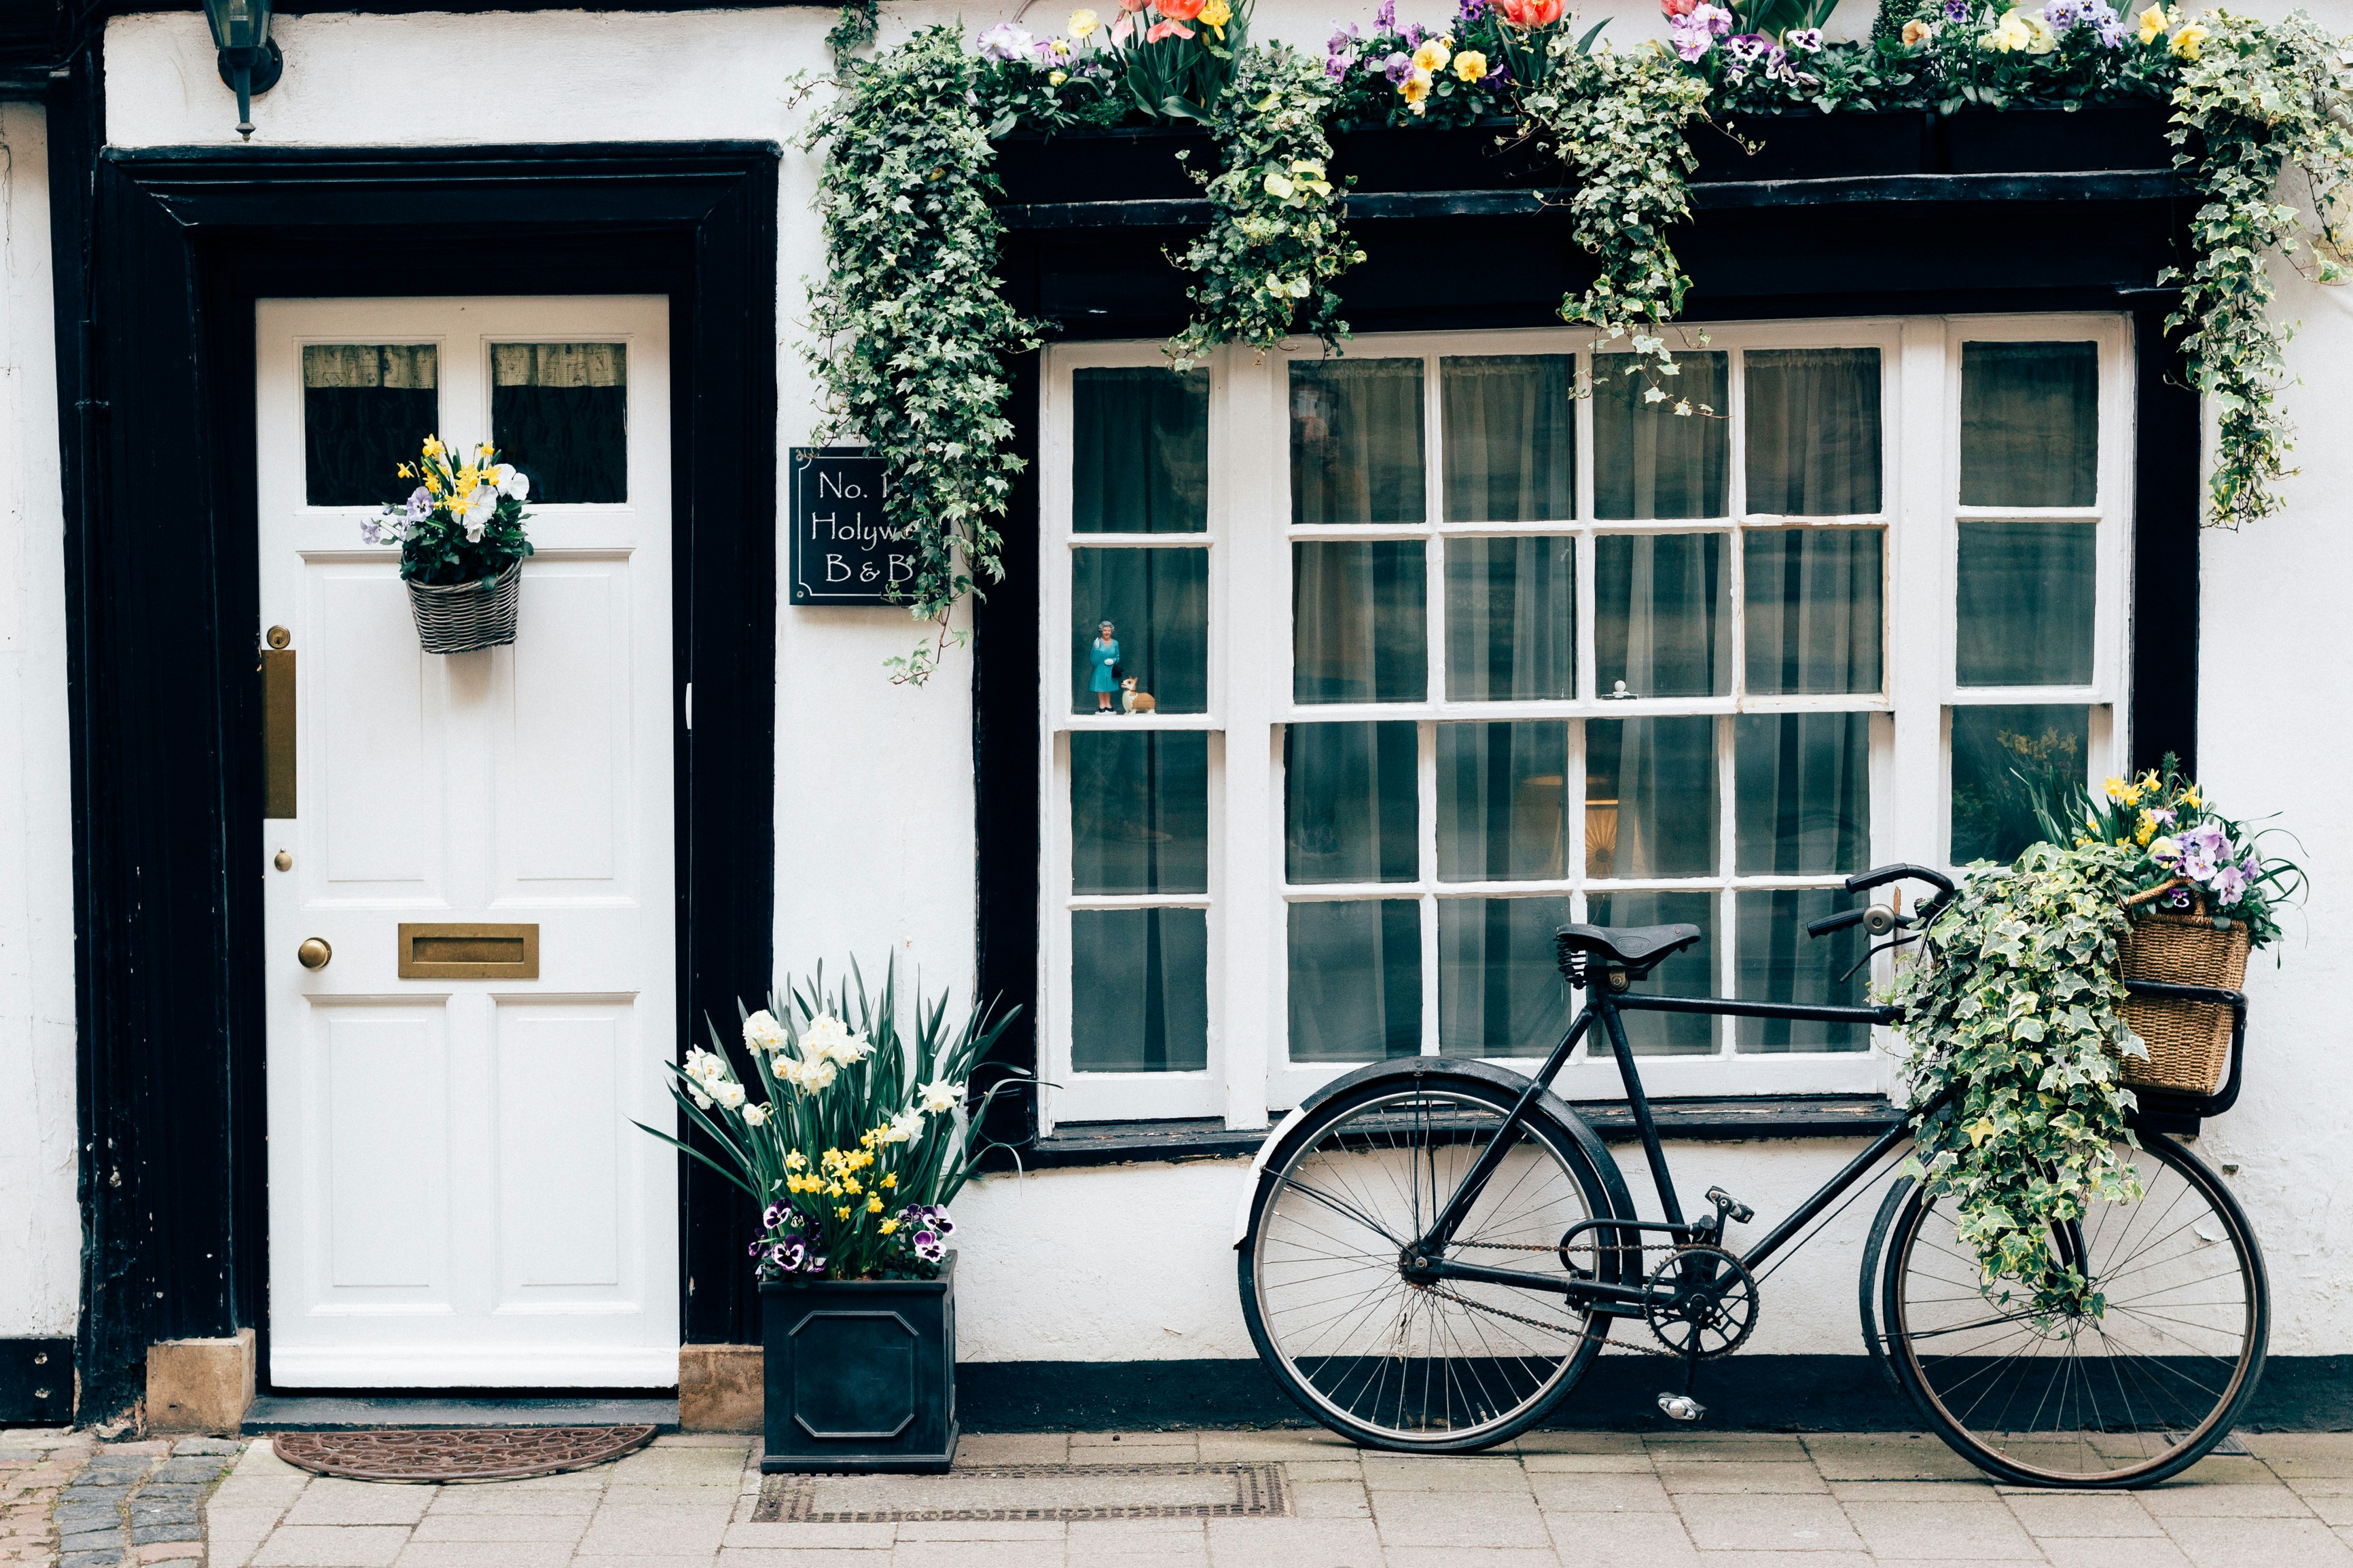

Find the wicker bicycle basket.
xmin=406 ymin=562 xmax=522 ymax=655
xmin=2116 ymin=879 xmax=2248 ymax=1097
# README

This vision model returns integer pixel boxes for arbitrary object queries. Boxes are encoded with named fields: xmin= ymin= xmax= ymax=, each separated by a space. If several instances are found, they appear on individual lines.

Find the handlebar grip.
xmin=1807 ymin=908 xmax=1869 ymax=938
xmin=1845 ymin=862 xmax=1956 ymax=896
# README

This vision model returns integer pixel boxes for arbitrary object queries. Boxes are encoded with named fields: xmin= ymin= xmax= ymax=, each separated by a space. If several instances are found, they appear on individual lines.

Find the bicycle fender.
xmin=1230 ymin=1058 xmax=1640 ymax=1277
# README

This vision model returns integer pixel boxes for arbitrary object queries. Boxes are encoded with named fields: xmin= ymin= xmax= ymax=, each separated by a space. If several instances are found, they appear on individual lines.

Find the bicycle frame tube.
xmin=1414 ymin=1007 xmax=1594 ymax=1252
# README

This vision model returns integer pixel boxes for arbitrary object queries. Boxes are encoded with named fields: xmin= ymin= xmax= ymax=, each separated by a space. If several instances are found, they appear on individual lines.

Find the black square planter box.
xmin=761 ymin=1254 xmax=958 ymax=1474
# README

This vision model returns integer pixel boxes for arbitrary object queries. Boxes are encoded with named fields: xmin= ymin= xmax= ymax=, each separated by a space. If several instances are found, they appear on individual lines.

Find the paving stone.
xmin=56 ymin=1503 xmax=125 ymax=1531
xmin=1683 ymin=1554 xmax=1874 ymax=1568
xmin=1530 ymin=1471 xmax=1675 ymax=1513
xmin=1837 ymin=1494 xmax=2043 ymax=1559
xmin=248 ymin=1525 xmax=414 ymax=1567
xmin=60 ymin=1487 xmax=134 ymax=1506
xmin=893 ymin=1520 xmax=1068 ymax=1540
xmin=1289 ymin=1482 xmax=1371 ymax=1519
xmin=1801 ymin=1436 xmax=1985 ymax=1482
xmin=1511 ymin=1432 xmax=1647 ymax=1455
xmin=2309 ymin=1495 xmax=2353 ymax=1527
xmin=1542 ymin=1508 xmax=1700 ymax=1564
xmin=2138 ymin=1482 xmax=2314 ymax=1518
xmin=171 ymin=1438 xmax=248 ymax=1457
xmin=59 ymin=1551 xmax=125 ymax=1568
xmin=1380 ymin=1550 xmax=1558 ymax=1568
xmin=2157 ymin=1515 xmax=2353 ymax=1567
xmin=1369 ymin=1489 xmax=1551 ymax=1550
xmin=893 ymin=1542 xmax=1067 ymax=1568
xmin=408 ymin=1512 xmax=593 ymax=1544
xmin=154 ymin=1459 xmax=235 ymax=1485
xmin=1196 ymin=1433 xmax=1357 ymax=1462
xmin=1282 ymin=1461 xmax=1365 ymax=1484
xmin=716 ymin=1552 xmax=893 ymax=1568
xmin=126 ymin=1501 xmax=198 ymax=1527
xmin=953 ymin=1434 xmax=1073 ymax=1466
xmin=2002 ymin=1490 xmax=2165 ymax=1537
xmin=1359 ymin=1456 xmax=1532 ymax=1494
xmin=1202 ymin=1516 xmax=1384 ymax=1568
xmin=132 ymin=1484 xmax=209 ymax=1501
xmin=1655 ymin=1461 xmax=1829 ymax=1495
xmin=60 ymin=1529 xmax=124 ymax=1552
xmin=418 ymin=1487 xmax=603 ymax=1517
xmin=390 ymin=1542 xmax=576 ymax=1567
xmin=1672 ymin=1492 xmax=1866 ymax=1552
xmin=1644 ymin=1434 xmax=1812 ymax=1461
xmin=127 ymin=1523 xmax=202 ymax=1546
xmin=722 ymin=1523 xmax=897 ymax=1549
xmin=1073 ymin=1432 xmax=1202 ymax=1449
xmin=1520 ymin=1453 xmax=1657 ymax=1474
xmin=135 ymin=1544 xmax=204 ymax=1562
xmin=209 ymin=1506 xmax=297 ymax=1541
xmin=573 ymin=1503 xmax=733 ymax=1556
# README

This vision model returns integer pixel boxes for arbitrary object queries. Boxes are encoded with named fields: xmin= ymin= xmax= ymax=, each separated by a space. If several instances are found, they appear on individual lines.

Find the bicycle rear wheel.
xmin=1876 ymin=1130 xmax=2267 ymax=1487
xmin=1238 ymin=1071 xmax=1616 ymax=1452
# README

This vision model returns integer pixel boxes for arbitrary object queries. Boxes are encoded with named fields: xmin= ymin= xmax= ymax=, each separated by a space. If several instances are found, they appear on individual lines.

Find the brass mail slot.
xmin=397 ymin=922 xmax=540 ymax=980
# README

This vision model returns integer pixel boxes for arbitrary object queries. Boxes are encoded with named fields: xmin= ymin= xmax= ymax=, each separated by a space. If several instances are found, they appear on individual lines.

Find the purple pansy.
xmin=1784 ymin=26 xmax=1824 ymax=50
xmin=1375 ymin=0 xmax=1397 ymax=29
xmin=1382 ymin=50 xmax=1414 ymax=84
xmin=1944 ymin=0 xmax=1969 ymax=18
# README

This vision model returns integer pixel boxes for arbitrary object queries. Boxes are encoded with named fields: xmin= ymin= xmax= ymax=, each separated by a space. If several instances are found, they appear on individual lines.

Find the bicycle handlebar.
xmin=1806 ymin=908 xmax=1870 ymax=938
xmin=1844 ymin=862 xmax=1956 ymax=897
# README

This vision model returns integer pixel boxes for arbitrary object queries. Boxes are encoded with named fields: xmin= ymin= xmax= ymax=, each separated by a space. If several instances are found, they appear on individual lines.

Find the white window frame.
xmin=1038 ymin=315 xmax=2132 ymax=1133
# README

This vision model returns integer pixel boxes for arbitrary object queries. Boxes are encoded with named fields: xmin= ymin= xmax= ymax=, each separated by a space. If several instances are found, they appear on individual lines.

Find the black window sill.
xmin=1021 ymin=1093 xmax=1905 ymax=1171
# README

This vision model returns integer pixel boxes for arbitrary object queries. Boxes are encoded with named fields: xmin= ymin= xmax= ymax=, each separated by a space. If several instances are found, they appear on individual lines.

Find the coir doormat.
xmin=273 ymin=1425 xmax=658 ymax=1482
xmin=755 ymin=1460 xmax=1289 ymax=1522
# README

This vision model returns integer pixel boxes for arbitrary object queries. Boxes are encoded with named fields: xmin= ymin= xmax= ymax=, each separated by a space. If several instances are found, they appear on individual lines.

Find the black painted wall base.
xmin=956 ymin=1356 xmax=2353 ymax=1434
xmin=0 ymin=1338 xmax=73 ymax=1426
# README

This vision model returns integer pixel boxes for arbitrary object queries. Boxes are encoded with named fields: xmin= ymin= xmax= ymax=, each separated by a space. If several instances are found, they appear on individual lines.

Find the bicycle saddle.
xmin=1553 ymin=922 xmax=1703 ymax=972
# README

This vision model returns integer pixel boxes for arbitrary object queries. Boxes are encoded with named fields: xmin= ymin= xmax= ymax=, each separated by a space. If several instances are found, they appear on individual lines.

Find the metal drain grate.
xmin=272 ymin=1425 xmax=658 ymax=1483
xmin=755 ymin=1461 xmax=1290 ymax=1522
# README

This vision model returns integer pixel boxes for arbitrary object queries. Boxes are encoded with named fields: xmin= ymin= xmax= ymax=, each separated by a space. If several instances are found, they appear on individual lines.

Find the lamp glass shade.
xmin=204 ymin=0 xmax=272 ymax=52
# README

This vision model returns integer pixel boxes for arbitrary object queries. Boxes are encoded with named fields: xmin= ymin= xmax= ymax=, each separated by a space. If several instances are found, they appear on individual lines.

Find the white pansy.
xmin=459 ymin=483 xmax=500 ymax=542
xmin=918 ymin=1080 xmax=965 ymax=1115
xmin=742 ymin=1101 xmax=770 ymax=1127
xmin=713 ymin=1080 xmax=747 ymax=1110
xmin=493 ymin=463 xmax=531 ymax=501
xmin=888 ymin=1108 xmax=926 ymax=1144
xmin=744 ymin=1010 xmax=787 ymax=1052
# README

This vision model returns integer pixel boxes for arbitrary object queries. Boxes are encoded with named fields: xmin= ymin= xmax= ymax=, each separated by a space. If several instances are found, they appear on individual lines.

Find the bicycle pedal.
xmin=1704 ymin=1186 xmax=1755 ymax=1226
xmin=1656 ymin=1392 xmax=1706 ymax=1423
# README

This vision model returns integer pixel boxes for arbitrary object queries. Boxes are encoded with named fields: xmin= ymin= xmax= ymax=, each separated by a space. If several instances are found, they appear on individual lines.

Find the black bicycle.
xmin=1236 ymin=862 xmax=2268 ymax=1489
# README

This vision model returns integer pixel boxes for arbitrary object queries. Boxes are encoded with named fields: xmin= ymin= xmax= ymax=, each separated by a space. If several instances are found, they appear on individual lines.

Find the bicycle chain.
xmin=1431 ymin=1236 xmax=1721 ymax=1360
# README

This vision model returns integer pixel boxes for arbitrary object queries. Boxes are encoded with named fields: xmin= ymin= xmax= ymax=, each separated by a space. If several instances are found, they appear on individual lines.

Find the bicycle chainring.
xmin=1642 ymin=1245 xmax=1760 ymax=1360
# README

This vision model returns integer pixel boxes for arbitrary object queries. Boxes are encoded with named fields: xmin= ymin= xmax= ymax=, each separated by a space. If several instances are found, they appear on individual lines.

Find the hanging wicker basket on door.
xmin=2116 ymin=878 xmax=2248 ymax=1097
xmin=406 ymin=562 xmax=522 ymax=655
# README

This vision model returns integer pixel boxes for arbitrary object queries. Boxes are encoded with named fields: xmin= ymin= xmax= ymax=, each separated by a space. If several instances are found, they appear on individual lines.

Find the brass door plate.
xmin=397 ymin=922 xmax=540 ymax=980
xmin=262 ymin=642 xmax=297 ymax=819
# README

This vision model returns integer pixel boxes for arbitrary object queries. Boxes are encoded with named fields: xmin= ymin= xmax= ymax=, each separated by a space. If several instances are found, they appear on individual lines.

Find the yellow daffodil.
xmin=2136 ymin=809 xmax=2159 ymax=845
xmin=423 ymin=435 xmax=444 ymax=459
xmin=1200 ymin=0 xmax=1231 ymax=39
xmin=882 ymin=1173 xmax=897 ymax=1189
xmin=1069 ymin=7 xmax=1099 ymax=37
xmin=2103 ymin=776 xmax=2127 ymax=801
xmin=867 ymin=1195 xmax=884 ymax=1214
xmin=880 ymin=1219 xmax=899 ymax=1235
xmin=2138 ymin=3 xmax=2170 ymax=43
xmin=836 ymin=1207 xmax=851 ymax=1220
xmin=1454 ymin=49 xmax=1488 ymax=83
xmin=1049 ymin=69 xmax=1066 ymax=84
xmin=2170 ymin=21 xmax=2206 ymax=57
xmin=1412 ymin=38 xmax=1452 ymax=73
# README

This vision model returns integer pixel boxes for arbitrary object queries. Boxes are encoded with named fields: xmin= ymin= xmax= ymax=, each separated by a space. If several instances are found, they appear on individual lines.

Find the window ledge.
xmin=1021 ymin=1093 xmax=1905 ymax=1171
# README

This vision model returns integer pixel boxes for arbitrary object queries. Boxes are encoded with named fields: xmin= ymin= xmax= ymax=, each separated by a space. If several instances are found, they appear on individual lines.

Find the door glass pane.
xmin=303 ymin=345 xmax=438 ymax=507
xmin=1960 ymin=342 xmax=2098 ymax=508
xmin=1439 ymin=896 xmax=1573 ymax=1059
xmin=1441 ymin=354 xmax=1573 ymax=522
xmin=1071 ymin=731 xmax=1208 ymax=894
xmin=1071 ymin=909 xmax=1208 ymax=1072
xmin=1586 ymin=717 xmax=1718 ymax=879
xmin=1290 ymin=359 xmax=1425 ymax=524
xmin=1437 ymin=722 xmax=1571 ymax=882
xmin=1073 ymin=365 xmax=1209 ymax=533
xmin=1289 ymin=900 xmax=1422 ymax=1061
xmin=1594 ymin=352 xmax=1728 ymax=520
xmin=1586 ymin=892 xmax=1716 ymax=1055
xmin=1950 ymin=703 xmax=2088 ymax=865
xmin=1956 ymin=522 xmax=2095 ymax=687
xmin=1285 ymin=721 xmax=1418 ymax=885
xmin=1734 ymin=890 xmax=1869 ymax=1052
xmin=1735 ymin=714 xmax=1870 ymax=877
xmin=491 ymin=344 xmax=626 ymax=503
xmin=1443 ymin=536 xmax=1575 ymax=701
xmin=1743 ymin=528 xmax=1884 ymax=695
xmin=1073 ymin=548 xmax=1208 ymax=714
xmin=1745 ymin=348 xmax=1882 ymax=516
xmin=1293 ymin=542 xmax=1427 ymax=704
xmin=1594 ymin=532 xmax=1729 ymax=699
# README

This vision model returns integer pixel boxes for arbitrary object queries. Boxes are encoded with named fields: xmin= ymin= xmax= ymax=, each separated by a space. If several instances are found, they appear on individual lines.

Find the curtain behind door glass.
xmin=304 ymin=345 xmax=438 ymax=507
xmin=1437 ymin=721 xmax=1572 ymax=881
xmin=1072 ymin=547 xmax=1209 ymax=713
xmin=1594 ymin=533 xmax=1729 ymax=699
xmin=1293 ymin=541 xmax=1427 ymax=703
xmin=1745 ymin=348 xmax=1881 ymax=515
xmin=1073 ymin=366 xmax=1210 ymax=533
xmin=491 ymin=343 xmax=626 ymax=503
xmin=1960 ymin=342 xmax=2098 ymax=508
xmin=1594 ymin=352 xmax=1728 ymax=519
xmin=1072 ymin=909 xmax=1208 ymax=1072
xmin=1439 ymin=896 xmax=1573 ymax=1059
xmin=1291 ymin=359 xmax=1425 ymax=524
xmin=1734 ymin=713 xmax=1869 ymax=876
xmin=1441 ymin=354 xmax=1573 ymax=522
xmin=1742 ymin=528 xmax=1884 ymax=695
xmin=1585 ymin=716 xmax=1717 ymax=879
xmin=1444 ymin=536 xmax=1576 ymax=700
xmin=1956 ymin=521 xmax=2095 ymax=686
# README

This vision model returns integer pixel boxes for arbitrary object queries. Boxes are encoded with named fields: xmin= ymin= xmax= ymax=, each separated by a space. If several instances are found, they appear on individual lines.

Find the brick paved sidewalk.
xmin=185 ymin=1427 xmax=2353 ymax=1568
xmin=1 ymin=1429 xmax=93 ymax=1567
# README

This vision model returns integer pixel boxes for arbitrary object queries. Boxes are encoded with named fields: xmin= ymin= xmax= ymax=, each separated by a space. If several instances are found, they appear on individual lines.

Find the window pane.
xmin=1734 ymin=890 xmax=1869 ymax=1052
xmin=1289 ymin=900 xmax=1422 ymax=1062
xmin=1594 ymin=532 xmax=1729 ymax=699
xmin=1956 ymin=522 xmax=2095 ymax=687
xmin=1073 ymin=547 xmax=1208 ymax=714
xmin=1073 ymin=365 xmax=1209 ymax=533
xmin=1285 ymin=721 xmax=1418 ymax=885
xmin=1437 ymin=722 xmax=1571 ymax=882
xmin=1735 ymin=714 xmax=1869 ymax=877
xmin=491 ymin=343 xmax=626 ymax=503
xmin=304 ymin=345 xmax=438 ymax=507
xmin=1441 ymin=354 xmax=1573 ymax=522
xmin=1743 ymin=528 xmax=1884 ymax=695
xmin=1586 ymin=892 xmax=1716 ymax=1055
xmin=1071 ymin=731 xmax=1208 ymax=895
xmin=1071 ymin=909 xmax=1208 ymax=1072
xmin=1744 ymin=348 xmax=1881 ymax=516
xmin=1950 ymin=704 xmax=2088 ymax=864
xmin=1594 ymin=352 xmax=1728 ymax=519
xmin=1586 ymin=716 xmax=1718 ymax=879
xmin=1293 ymin=541 xmax=1427 ymax=704
xmin=1443 ymin=536 xmax=1575 ymax=701
xmin=1439 ymin=896 xmax=1573 ymax=1059
xmin=1290 ymin=359 xmax=1425 ymax=524
xmin=1960 ymin=342 xmax=2098 ymax=508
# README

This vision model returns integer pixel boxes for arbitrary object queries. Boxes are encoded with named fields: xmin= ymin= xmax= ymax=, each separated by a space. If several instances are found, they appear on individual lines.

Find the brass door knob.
xmin=297 ymin=937 xmax=332 ymax=970
xmin=273 ymin=850 xmax=293 ymax=872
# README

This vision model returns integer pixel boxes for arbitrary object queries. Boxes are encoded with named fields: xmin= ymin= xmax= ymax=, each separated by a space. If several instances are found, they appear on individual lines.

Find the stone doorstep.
xmin=679 ymin=1345 xmax=763 ymax=1435
xmin=145 ymin=1329 xmax=256 ymax=1435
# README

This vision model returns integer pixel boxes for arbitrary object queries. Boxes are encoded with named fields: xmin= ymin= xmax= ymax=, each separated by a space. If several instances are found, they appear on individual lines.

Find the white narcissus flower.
xmin=713 ymin=1081 xmax=747 ymax=1110
xmin=742 ymin=1102 xmax=770 ymax=1127
xmin=888 ymin=1108 xmax=926 ymax=1144
xmin=744 ymin=1010 xmax=787 ymax=1052
xmin=918 ymin=1080 xmax=966 ymax=1115
xmin=689 ymin=1086 xmax=713 ymax=1111
xmin=803 ymin=1015 xmax=849 ymax=1056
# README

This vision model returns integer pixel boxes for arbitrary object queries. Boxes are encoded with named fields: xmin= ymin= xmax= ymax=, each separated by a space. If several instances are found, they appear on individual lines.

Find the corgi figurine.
xmin=1120 ymin=677 xmax=1157 ymax=714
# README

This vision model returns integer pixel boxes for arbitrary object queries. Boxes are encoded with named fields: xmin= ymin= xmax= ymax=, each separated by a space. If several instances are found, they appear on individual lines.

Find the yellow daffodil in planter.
xmin=363 ymin=435 xmax=535 ymax=655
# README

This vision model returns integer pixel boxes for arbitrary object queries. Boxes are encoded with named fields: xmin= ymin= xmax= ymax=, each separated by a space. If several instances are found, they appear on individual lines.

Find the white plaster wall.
xmin=86 ymin=1 xmax=2353 ymax=1367
xmin=0 ymin=101 xmax=82 ymax=1341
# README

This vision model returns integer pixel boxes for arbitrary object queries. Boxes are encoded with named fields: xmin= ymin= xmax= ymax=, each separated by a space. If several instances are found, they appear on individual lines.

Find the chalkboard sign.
xmin=789 ymin=446 xmax=915 ymax=605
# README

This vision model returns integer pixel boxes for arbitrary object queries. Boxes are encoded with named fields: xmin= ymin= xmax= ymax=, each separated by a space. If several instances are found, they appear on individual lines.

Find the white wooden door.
xmin=257 ymin=297 xmax=678 ymax=1389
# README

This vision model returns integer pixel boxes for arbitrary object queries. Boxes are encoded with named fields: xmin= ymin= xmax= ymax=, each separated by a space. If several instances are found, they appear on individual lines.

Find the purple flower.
xmin=975 ymin=22 xmax=1037 ymax=62
xmin=2178 ymin=822 xmax=2229 ymax=883
xmin=1784 ymin=26 xmax=1824 ymax=50
xmin=1402 ymin=22 xmax=1424 ymax=49
xmin=1382 ymin=50 xmax=1413 ymax=84
xmin=2164 ymin=885 xmax=2194 ymax=909
xmin=406 ymin=486 xmax=433 ymax=522
xmin=1375 ymin=0 xmax=1397 ymax=29
xmin=1726 ymin=32 xmax=1772 ymax=65
xmin=762 ymin=1201 xmax=790 ymax=1232
xmin=911 ymin=1230 xmax=946 ymax=1264
xmin=1943 ymin=0 xmax=1969 ymax=18
xmin=1670 ymin=23 xmax=1713 ymax=60
xmin=1456 ymin=0 xmax=1488 ymax=20
xmin=2212 ymin=863 xmax=2250 ymax=904
xmin=1326 ymin=23 xmax=1361 ymax=75
xmin=2147 ymin=806 xmax=2176 ymax=826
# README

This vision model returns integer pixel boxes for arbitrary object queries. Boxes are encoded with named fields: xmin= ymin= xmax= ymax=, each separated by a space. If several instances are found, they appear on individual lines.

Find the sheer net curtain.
xmin=1287 ymin=723 xmax=1420 ymax=1062
xmin=302 ymin=344 xmax=439 ymax=507
xmin=1441 ymin=354 xmax=1575 ymax=704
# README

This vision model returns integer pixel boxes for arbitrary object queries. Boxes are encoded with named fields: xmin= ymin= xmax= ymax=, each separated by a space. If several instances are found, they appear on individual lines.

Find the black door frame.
xmin=50 ymin=91 xmax=781 ymax=1416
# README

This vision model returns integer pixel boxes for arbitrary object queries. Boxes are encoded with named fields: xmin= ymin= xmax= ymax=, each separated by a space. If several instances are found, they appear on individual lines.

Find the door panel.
xmin=259 ymin=297 xmax=677 ymax=1389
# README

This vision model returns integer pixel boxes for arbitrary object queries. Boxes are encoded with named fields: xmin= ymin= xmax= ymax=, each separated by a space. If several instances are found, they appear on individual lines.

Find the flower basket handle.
xmin=2123 ymin=877 xmax=2208 ymax=919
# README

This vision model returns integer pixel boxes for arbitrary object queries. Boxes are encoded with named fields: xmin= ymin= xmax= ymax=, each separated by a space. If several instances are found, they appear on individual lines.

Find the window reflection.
xmin=491 ymin=343 xmax=626 ymax=503
xmin=1289 ymin=900 xmax=1422 ymax=1061
xmin=1074 ymin=366 xmax=1209 ymax=533
xmin=304 ymin=345 xmax=437 ymax=507
xmin=1073 ymin=909 xmax=1208 ymax=1072
xmin=1290 ymin=359 xmax=1425 ymax=524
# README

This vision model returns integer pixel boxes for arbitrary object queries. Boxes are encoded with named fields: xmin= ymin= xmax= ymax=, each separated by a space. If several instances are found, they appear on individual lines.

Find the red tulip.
xmin=1526 ymin=0 xmax=1562 ymax=21
xmin=1145 ymin=17 xmax=1195 ymax=39
xmin=1118 ymin=0 xmax=1147 ymax=12
xmin=1662 ymin=0 xmax=1698 ymax=14
xmin=1155 ymin=0 xmax=1206 ymax=18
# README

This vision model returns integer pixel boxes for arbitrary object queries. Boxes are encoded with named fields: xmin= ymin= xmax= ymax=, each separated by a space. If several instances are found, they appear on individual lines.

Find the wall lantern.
xmin=202 ymin=0 xmax=284 ymax=139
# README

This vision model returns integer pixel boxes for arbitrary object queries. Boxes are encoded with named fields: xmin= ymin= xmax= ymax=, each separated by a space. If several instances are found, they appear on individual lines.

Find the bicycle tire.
xmin=1238 ymin=1070 xmax=1619 ymax=1453
xmin=1871 ymin=1129 xmax=2268 ymax=1488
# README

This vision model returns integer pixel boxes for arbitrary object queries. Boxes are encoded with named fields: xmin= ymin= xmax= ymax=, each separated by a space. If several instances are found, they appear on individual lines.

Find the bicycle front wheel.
xmin=1878 ymin=1130 xmax=2268 ymax=1487
xmin=1238 ymin=1071 xmax=1616 ymax=1452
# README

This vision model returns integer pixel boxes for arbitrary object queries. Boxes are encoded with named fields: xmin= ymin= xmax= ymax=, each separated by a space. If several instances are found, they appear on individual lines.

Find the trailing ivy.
xmin=1886 ymin=843 xmax=2145 ymax=1313
xmin=2161 ymin=10 xmax=2353 ymax=528
xmin=804 ymin=25 xmax=1039 ymax=681
xmin=1169 ymin=43 xmax=1362 ymax=369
